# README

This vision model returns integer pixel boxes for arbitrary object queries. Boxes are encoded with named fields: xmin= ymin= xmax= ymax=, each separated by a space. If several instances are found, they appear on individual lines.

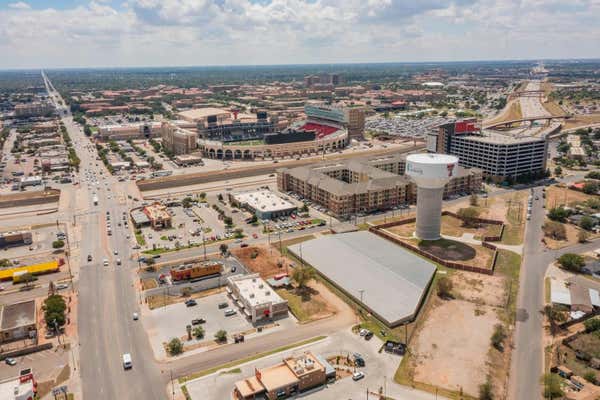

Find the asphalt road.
xmin=43 ymin=74 xmax=166 ymax=399
xmin=509 ymin=186 xmax=600 ymax=400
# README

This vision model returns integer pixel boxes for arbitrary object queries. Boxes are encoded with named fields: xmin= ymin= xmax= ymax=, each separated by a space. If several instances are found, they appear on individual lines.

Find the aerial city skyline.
xmin=0 ymin=2 xmax=599 ymax=400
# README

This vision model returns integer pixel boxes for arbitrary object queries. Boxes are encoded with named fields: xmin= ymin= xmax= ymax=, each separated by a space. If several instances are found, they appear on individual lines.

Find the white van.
xmin=122 ymin=353 xmax=132 ymax=370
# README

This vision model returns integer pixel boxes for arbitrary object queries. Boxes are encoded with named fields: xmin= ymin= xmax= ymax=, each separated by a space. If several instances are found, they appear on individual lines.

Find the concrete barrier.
xmin=0 ymin=189 xmax=60 ymax=209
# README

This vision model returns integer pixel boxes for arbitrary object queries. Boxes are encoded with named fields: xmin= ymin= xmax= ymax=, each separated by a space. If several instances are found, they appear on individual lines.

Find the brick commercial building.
xmin=0 ymin=300 xmax=37 ymax=343
xmin=160 ymin=122 xmax=198 ymax=155
xmin=234 ymin=351 xmax=335 ymax=400
xmin=277 ymin=153 xmax=482 ymax=218
xmin=141 ymin=202 xmax=172 ymax=229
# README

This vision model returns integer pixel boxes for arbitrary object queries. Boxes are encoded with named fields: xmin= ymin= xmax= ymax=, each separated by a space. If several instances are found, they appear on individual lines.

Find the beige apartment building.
xmin=278 ymin=153 xmax=482 ymax=218
xmin=160 ymin=122 xmax=198 ymax=155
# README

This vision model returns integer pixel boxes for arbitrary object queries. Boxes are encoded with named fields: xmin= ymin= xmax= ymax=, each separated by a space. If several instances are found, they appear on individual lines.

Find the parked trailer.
xmin=0 ymin=259 xmax=64 ymax=282
xmin=170 ymin=261 xmax=222 ymax=281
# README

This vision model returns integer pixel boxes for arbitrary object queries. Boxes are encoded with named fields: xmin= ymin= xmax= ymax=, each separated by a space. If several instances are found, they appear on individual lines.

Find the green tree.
xmin=579 ymin=216 xmax=595 ymax=231
xmin=554 ymin=165 xmax=563 ymax=176
xmin=437 ymin=276 xmax=453 ymax=298
xmin=543 ymin=221 xmax=566 ymax=240
xmin=217 ymin=193 xmax=224 ymax=202
xmin=192 ymin=326 xmax=205 ymax=339
xmin=292 ymin=266 xmax=316 ymax=290
xmin=223 ymin=216 xmax=233 ymax=227
xmin=219 ymin=243 xmax=229 ymax=255
xmin=478 ymin=379 xmax=494 ymax=400
xmin=547 ymin=207 xmax=569 ymax=222
xmin=0 ymin=259 xmax=11 ymax=268
xmin=578 ymin=229 xmax=589 ymax=243
xmin=491 ymin=324 xmax=507 ymax=350
xmin=557 ymin=253 xmax=585 ymax=272
xmin=583 ymin=370 xmax=597 ymax=385
xmin=583 ymin=181 xmax=599 ymax=195
xmin=300 ymin=203 xmax=309 ymax=213
xmin=214 ymin=330 xmax=227 ymax=342
xmin=234 ymin=228 xmax=244 ymax=238
xmin=542 ymin=373 xmax=563 ymax=399
xmin=167 ymin=338 xmax=183 ymax=355
xmin=182 ymin=197 xmax=193 ymax=208
xmin=457 ymin=207 xmax=481 ymax=227
xmin=584 ymin=317 xmax=600 ymax=332
xmin=43 ymin=294 xmax=67 ymax=328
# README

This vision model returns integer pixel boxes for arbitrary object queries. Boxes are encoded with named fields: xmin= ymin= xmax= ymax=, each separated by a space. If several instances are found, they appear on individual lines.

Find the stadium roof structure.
xmin=288 ymin=231 xmax=436 ymax=326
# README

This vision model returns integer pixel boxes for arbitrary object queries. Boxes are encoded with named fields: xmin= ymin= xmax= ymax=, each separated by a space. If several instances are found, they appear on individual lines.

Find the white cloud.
xmin=0 ymin=0 xmax=598 ymax=68
xmin=8 ymin=2 xmax=31 ymax=10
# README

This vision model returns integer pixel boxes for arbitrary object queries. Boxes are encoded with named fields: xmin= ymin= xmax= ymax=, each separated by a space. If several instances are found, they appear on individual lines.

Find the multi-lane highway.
xmin=43 ymin=73 xmax=166 ymax=399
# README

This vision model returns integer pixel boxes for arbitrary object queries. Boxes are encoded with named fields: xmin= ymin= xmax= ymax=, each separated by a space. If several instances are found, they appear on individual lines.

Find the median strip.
xmin=178 ymin=335 xmax=327 ymax=384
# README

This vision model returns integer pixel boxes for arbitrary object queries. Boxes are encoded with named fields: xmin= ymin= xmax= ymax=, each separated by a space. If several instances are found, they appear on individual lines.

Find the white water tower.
xmin=406 ymin=153 xmax=459 ymax=240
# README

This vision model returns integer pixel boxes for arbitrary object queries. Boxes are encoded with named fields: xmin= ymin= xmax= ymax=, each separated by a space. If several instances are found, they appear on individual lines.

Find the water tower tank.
xmin=406 ymin=153 xmax=459 ymax=240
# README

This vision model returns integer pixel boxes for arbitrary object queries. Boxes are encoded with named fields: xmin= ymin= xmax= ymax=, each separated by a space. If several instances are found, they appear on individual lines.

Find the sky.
xmin=0 ymin=0 xmax=598 ymax=69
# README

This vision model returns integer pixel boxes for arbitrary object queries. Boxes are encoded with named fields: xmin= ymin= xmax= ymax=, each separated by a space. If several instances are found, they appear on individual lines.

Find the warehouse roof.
xmin=288 ymin=231 xmax=436 ymax=326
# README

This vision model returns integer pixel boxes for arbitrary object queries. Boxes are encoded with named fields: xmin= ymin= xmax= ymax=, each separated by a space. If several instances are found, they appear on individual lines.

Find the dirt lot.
xmin=545 ymin=185 xmax=597 ymax=209
xmin=544 ymin=220 xmax=583 ymax=250
xmin=417 ymin=238 xmax=495 ymax=269
xmin=451 ymin=270 xmax=507 ymax=307
xmin=386 ymin=215 xmax=502 ymax=239
xmin=231 ymin=245 xmax=290 ymax=279
xmin=562 ymin=113 xmax=600 ymax=130
xmin=411 ymin=298 xmax=499 ymax=396
xmin=276 ymin=280 xmax=337 ymax=323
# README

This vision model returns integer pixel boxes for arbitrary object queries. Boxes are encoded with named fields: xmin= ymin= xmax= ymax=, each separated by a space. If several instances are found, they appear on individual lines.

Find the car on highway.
xmin=185 ymin=299 xmax=197 ymax=307
xmin=116 ymin=259 xmax=121 ymax=266
xmin=103 ymin=259 xmax=109 ymax=266
xmin=122 ymin=353 xmax=132 ymax=370
xmin=114 ymin=250 xmax=118 ymax=255
xmin=87 ymin=255 xmax=92 ymax=262
xmin=132 ymin=313 xmax=139 ymax=321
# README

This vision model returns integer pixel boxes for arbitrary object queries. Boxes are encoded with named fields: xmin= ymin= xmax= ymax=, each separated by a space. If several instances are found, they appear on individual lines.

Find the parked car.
xmin=5 ymin=358 xmax=16 ymax=366
xmin=352 ymin=371 xmax=365 ymax=381
xmin=364 ymin=331 xmax=374 ymax=340
xmin=218 ymin=302 xmax=229 ymax=309
xmin=191 ymin=318 xmax=206 ymax=325
xmin=224 ymin=309 xmax=237 ymax=316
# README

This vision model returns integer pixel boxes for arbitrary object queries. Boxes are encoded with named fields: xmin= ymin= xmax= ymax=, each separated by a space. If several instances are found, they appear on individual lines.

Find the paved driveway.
xmin=143 ymin=291 xmax=253 ymax=359
xmin=184 ymin=329 xmax=442 ymax=400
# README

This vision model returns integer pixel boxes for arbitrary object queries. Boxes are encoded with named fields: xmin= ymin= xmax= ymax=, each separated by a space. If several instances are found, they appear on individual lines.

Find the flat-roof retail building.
xmin=288 ymin=231 xmax=436 ymax=326
xmin=227 ymin=273 xmax=288 ymax=323
xmin=230 ymin=189 xmax=297 ymax=220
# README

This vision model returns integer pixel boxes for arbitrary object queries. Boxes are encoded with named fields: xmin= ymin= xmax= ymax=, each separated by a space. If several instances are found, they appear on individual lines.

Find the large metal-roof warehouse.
xmin=288 ymin=231 xmax=436 ymax=327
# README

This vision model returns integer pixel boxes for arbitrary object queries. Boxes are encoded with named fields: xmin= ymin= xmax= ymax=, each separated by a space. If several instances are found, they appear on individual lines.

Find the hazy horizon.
xmin=0 ymin=0 xmax=599 ymax=69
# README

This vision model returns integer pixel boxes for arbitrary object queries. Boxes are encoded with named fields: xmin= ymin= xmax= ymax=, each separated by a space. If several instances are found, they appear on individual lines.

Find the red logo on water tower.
xmin=447 ymin=163 xmax=455 ymax=177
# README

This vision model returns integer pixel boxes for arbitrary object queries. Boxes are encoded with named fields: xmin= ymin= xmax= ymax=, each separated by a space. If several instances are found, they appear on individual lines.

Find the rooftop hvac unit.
xmin=258 ymin=284 xmax=264 ymax=289
xmin=252 ymin=278 xmax=256 ymax=282
xmin=265 ymin=291 xmax=270 ymax=295
xmin=249 ymin=293 xmax=255 ymax=298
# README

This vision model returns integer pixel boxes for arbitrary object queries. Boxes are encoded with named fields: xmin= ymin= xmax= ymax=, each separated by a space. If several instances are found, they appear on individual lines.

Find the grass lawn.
xmin=494 ymin=249 xmax=522 ymax=324
xmin=135 ymin=231 xmax=146 ymax=246
xmin=501 ymin=192 xmax=526 ymax=245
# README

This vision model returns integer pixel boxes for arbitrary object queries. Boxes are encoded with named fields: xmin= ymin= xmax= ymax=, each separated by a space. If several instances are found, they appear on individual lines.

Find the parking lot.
xmin=143 ymin=291 xmax=255 ymax=359
xmin=183 ymin=328 xmax=435 ymax=400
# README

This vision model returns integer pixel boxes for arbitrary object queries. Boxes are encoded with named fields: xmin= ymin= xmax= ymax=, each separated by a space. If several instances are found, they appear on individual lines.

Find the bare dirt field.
xmin=545 ymin=185 xmax=597 ymax=209
xmin=386 ymin=214 xmax=502 ymax=239
xmin=562 ymin=113 xmax=600 ymax=130
xmin=451 ymin=270 xmax=507 ymax=308
xmin=411 ymin=299 xmax=499 ymax=396
xmin=231 ymin=245 xmax=290 ymax=279
xmin=276 ymin=280 xmax=337 ymax=323
xmin=418 ymin=238 xmax=495 ymax=269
